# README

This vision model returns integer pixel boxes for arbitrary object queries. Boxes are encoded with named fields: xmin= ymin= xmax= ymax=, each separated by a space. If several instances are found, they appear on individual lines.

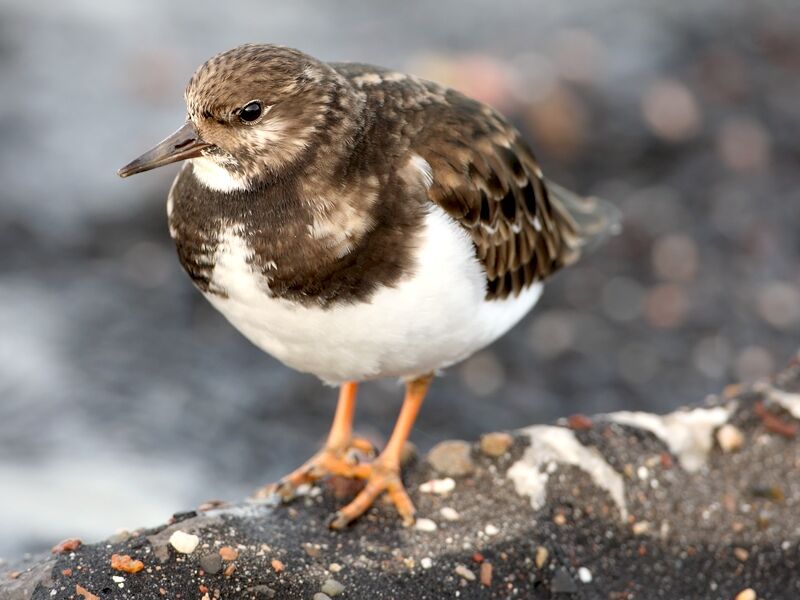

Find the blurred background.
xmin=1 ymin=0 xmax=799 ymax=558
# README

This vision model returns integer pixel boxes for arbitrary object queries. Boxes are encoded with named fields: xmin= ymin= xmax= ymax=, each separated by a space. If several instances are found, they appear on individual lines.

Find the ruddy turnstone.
xmin=118 ymin=44 xmax=620 ymax=528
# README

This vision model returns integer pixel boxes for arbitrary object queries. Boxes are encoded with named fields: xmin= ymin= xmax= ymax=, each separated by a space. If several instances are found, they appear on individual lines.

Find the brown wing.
xmin=411 ymin=88 xmax=591 ymax=300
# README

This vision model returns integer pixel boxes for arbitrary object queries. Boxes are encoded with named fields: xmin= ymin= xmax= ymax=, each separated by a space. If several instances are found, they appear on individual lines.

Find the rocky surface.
xmin=4 ymin=358 xmax=800 ymax=599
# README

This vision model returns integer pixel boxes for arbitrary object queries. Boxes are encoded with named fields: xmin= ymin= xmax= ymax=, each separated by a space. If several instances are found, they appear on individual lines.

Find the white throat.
xmin=191 ymin=157 xmax=249 ymax=192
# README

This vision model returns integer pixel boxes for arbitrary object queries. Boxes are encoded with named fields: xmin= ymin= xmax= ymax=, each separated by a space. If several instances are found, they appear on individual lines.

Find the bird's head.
xmin=118 ymin=44 xmax=341 ymax=191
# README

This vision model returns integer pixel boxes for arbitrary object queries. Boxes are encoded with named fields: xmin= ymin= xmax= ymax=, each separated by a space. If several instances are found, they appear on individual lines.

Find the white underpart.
xmin=191 ymin=157 xmax=248 ymax=192
xmin=204 ymin=205 xmax=542 ymax=384
xmin=507 ymin=426 xmax=627 ymax=520
xmin=609 ymin=405 xmax=733 ymax=472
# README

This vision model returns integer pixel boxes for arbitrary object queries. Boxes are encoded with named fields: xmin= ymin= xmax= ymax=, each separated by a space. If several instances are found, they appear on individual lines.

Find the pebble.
xmin=440 ymin=507 xmax=460 ymax=521
xmin=313 ymin=594 xmax=331 ymax=600
xmin=535 ymin=546 xmax=549 ymax=568
xmin=735 ymin=589 xmax=757 ymax=600
xmin=578 ymin=567 xmax=593 ymax=583
xmin=632 ymin=521 xmax=651 ymax=535
xmin=415 ymin=518 xmax=438 ymax=532
xmin=551 ymin=567 xmax=578 ymax=594
xmin=717 ymin=424 xmax=745 ymax=453
xmin=219 ymin=546 xmax=239 ymax=561
xmin=484 ymin=524 xmax=499 ymax=536
xmin=328 ymin=563 xmax=342 ymax=573
xmin=168 ymin=531 xmax=199 ymax=554
xmin=734 ymin=547 xmax=750 ymax=562
xmin=199 ymin=553 xmax=222 ymax=575
xmin=421 ymin=557 xmax=433 ymax=569
xmin=320 ymin=579 xmax=345 ymax=597
xmin=480 ymin=561 xmax=493 ymax=586
xmin=419 ymin=477 xmax=456 ymax=495
xmin=427 ymin=440 xmax=475 ymax=477
xmin=455 ymin=564 xmax=476 ymax=581
xmin=479 ymin=432 xmax=513 ymax=457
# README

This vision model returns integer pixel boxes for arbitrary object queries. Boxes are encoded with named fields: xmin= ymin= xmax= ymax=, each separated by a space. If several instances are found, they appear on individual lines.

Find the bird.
xmin=118 ymin=43 xmax=620 ymax=529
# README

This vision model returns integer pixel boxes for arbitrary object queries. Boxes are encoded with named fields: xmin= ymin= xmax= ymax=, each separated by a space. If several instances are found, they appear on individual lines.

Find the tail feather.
xmin=546 ymin=180 xmax=622 ymax=266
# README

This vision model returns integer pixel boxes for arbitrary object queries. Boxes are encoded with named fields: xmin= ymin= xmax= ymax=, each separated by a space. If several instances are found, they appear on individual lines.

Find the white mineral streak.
xmin=506 ymin=426 xmax=627 ymax=520
xmin=610 ymin=405 xmax=733 ymax=472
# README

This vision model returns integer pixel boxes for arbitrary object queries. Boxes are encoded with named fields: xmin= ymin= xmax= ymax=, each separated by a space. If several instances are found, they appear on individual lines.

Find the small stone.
xmin=535 ymin=546 xmax=549 ymax=568
xmin=578 ymin=567 xmax=592 ymax=583
xmin=632 ymin=520 xmax=651 ymax=535
xmin=717 ymin=424 xmax=745 ymax=453
xmin=415 ymin=518 xmax=438 ymax=532
xmin=223 ymin=563 xmax=236 ymax=577
xmin=735 ymin=589 xmax=757 ymax=600
xmin=108 ymin=530 xmax=131 ymax=544
xmin=249 ymin=585 xmax=276 ymax=598
xmin=328 ymin=563 xmax=342 ymax=573
xmin=313 ymin=594 xmax=331 ymax=600
xmin=734 ymin=547 xmax=750 ymax=562
xmin=455 ymin=564 xmax=476 ymax=581
xmin=419 ymin=477 xmax=456 ymax=495
xmin=484 ymin=523 xmax=499 ymax=536
xmin=110 ymin=554 xmax=144 ymax=574
xmin=553 ymin=514 xmax=567 ymax=526
xmin=480 ymin=562 xmax=493 ymax=586
xmin=199 ymin=553 xmax=223 ymax=575
xmin=421 ymin=557 xmax=433 ymax=569
xmin=168 ymin=531 xmax=200 ymax=554
xmin=271 ymin=559 xmax=285 ymax=572
xmin=428 ymin=440 xmax=475 ymax=477
xmin=551 ymin=567 xmax=578 ymax=594
xmin=320 ymin=579 xmax=345 ymax=597
xmin=479 ymin=432 xmax=514 ymax=457
xmin=112 ymin=576 xmax=125 ymax=584
xmin=219 ymin=546 xmax=239 ymax=561
xmin=440 ymin=507 xmax=460 ymax=521
xmin=51 ymin=539 xmax=82 ymax=554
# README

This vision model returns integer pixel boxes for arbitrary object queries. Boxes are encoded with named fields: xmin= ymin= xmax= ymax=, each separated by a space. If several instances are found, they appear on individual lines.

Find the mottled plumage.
xmin=119 ymin=44 xmax=620 ymax=528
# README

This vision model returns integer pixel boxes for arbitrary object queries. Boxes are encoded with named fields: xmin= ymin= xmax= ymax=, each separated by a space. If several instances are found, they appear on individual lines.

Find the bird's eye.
xmin=239 ymin=101 xmax=263 ymax=123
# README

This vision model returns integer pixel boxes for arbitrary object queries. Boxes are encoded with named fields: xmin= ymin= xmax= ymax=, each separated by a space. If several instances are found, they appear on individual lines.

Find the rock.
xmin=440 ymin=506 xmax=460 ymax=521
xmin=717 ymin=423 xmax=745 ymax=452
xmin=168 ymin=531 xmax=199 ymax=554
xmin=313 ymin=593 xmax=331 ymax=600
xmin=218 ymin=546 xmax=239 ymax=561
xmin=427 ymin=440 xmax=475 ymax=477
xmin=419 ymin=477 xmax=456 ymax=495
xmin=578 ymin=566 xmax=592 ymax=583
xmin=735 ymin=589 xmax=757 ymax=600
xmin=414 ymin=518 xmax=438 ymax=532
xmin=3 ymin=364 xmax=800 ymax=599
xmin=320 ymin=578 xmax=344 ymax=596
xmin=551 ymin=567 xmax=578 ymax=594
xmin=479 ymin=432 xmax=514 ymax=457
xmin=454 ymin=564 xmax=476 ymax=581
xmin=198 ymin=553 xmax=222 ymax=575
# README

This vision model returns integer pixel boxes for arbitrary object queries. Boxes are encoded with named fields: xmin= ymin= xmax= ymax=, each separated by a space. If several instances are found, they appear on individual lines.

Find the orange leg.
xmin=252 ymin=382 xmax=375 ymax=500
xmin=329 ymin=374 xmax=432 ymax=529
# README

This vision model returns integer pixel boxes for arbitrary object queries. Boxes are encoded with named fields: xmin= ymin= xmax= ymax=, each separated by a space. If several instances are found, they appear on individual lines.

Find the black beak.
xmin=117 ymin=121 xmax=212 ymax=178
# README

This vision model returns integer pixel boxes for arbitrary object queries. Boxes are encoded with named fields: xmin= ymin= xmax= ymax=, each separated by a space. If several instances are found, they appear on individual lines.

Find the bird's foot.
xmin=252 ymin=437 xmax=377 ymax=501
xmin=328 ymin=458 xmax=415 ymax=529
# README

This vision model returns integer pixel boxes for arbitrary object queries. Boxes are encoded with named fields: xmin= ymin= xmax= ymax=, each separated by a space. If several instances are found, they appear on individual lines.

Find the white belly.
xmin=204 ymin=206 xmax=542 ymax=384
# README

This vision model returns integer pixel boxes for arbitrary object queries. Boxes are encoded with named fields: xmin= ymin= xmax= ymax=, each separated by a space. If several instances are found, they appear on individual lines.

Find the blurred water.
xmin=1 ymin=0 xmax=799 ymax=557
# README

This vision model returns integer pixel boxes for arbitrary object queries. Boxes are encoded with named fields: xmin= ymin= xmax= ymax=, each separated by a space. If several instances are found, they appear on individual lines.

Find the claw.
xmin=328 ymin=461 xmax=416 ymax=529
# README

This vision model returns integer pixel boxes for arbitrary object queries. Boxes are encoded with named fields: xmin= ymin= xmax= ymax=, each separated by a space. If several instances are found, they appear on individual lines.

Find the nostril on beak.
xmin=174 ymin=138 xmax=196 ymax=150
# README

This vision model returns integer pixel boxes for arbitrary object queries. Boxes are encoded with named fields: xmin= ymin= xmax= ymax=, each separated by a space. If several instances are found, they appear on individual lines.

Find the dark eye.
xmin=239 ymin=100 xmax=262 ymax=123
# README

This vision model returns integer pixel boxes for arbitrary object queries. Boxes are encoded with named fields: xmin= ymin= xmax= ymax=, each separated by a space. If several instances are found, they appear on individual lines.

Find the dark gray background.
xmin=1 ymin=0 xmax=798 ymax=557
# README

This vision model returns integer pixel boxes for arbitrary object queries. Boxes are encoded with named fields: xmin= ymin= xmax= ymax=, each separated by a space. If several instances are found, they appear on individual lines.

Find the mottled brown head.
xmin=119 ymin=44 xmax=346 ymax=188
xmin=185 ymin=44 xmax=338 ymax=184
